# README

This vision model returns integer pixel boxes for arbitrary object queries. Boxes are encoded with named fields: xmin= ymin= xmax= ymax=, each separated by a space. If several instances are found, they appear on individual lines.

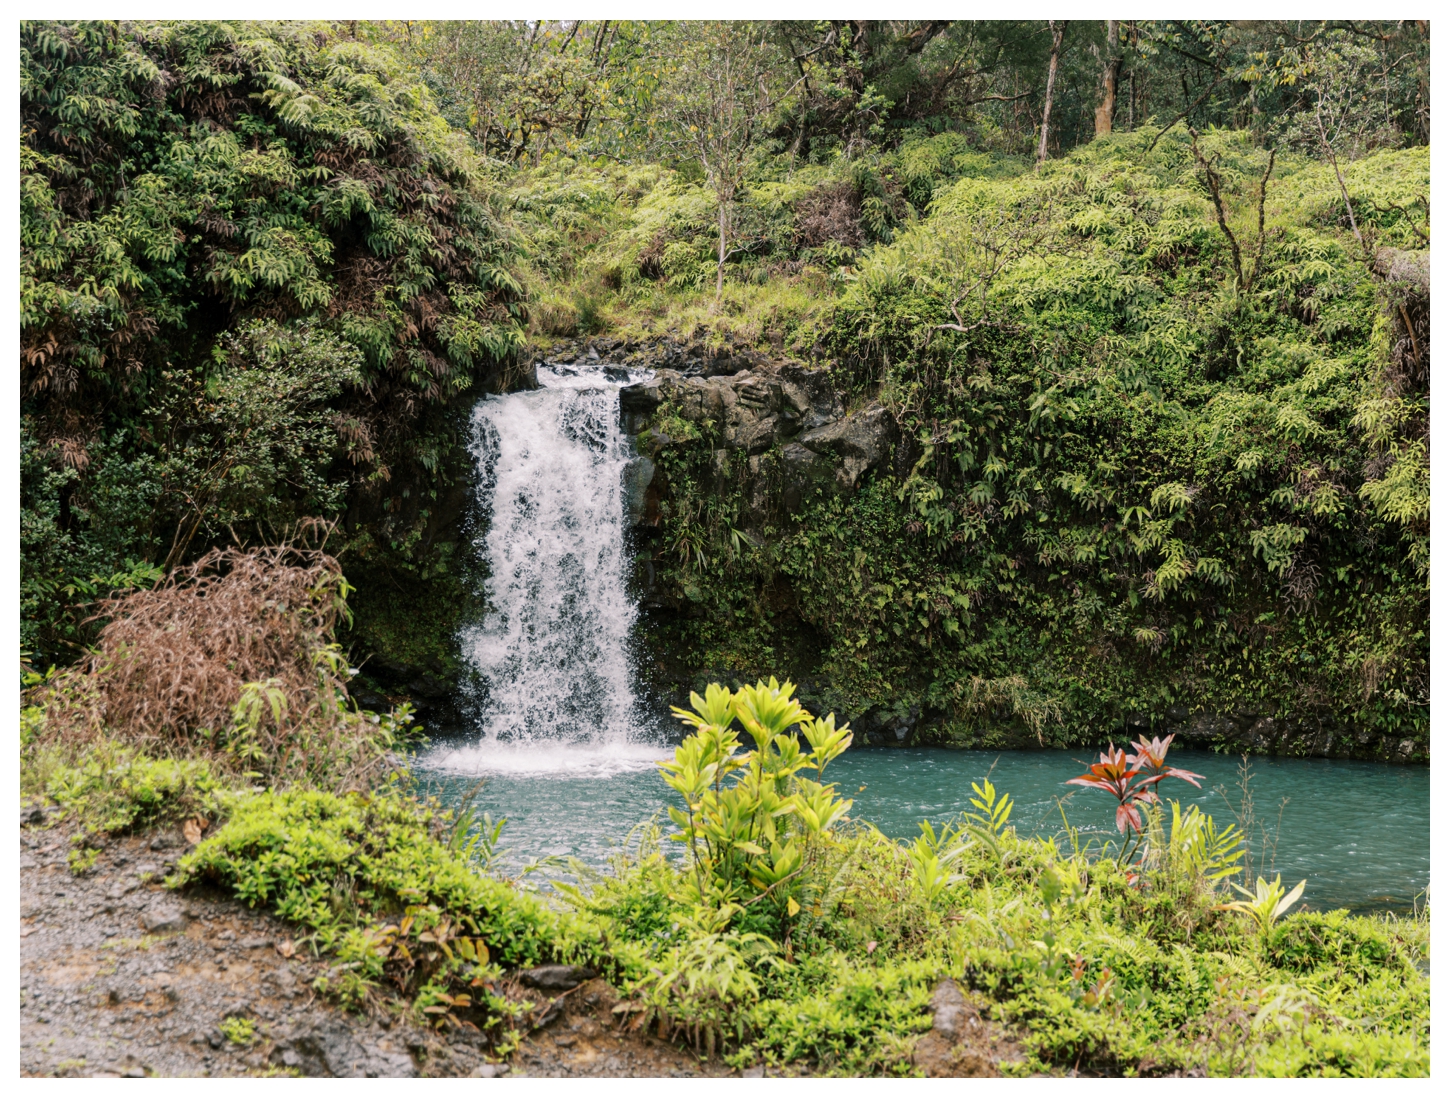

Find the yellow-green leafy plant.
xmin=962 ymin=778 xmax=1015 ymax=862
xmin=626 ymin=905 xmax=779 ymax=1059
xmin=1159 ymin=801 xmax=1246 ymax=883
xmin=906 ymin=819 xmax=968 ymax=904
xmin=220 ymin=1015 xmax=257 ymax=1046
xmin=1218 ymin=875 xmax=1308 ymax=936
xmin=660 ymin=678 xmax=853 ymax=915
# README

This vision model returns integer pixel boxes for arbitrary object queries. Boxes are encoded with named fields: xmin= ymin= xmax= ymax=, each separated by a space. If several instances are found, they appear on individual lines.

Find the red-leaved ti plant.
xmin=1067 ymin=733 xmax=1205 ymax=834
xmin=1067 ymin=744 xmax=1158 ymax=833
xmin=1130 ymin=734 xmax=1205 ymax=789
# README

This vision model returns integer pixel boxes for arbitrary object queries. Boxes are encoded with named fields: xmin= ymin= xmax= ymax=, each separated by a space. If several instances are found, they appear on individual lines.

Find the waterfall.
xmin=423 ymin=363 xmax=664 ymax=774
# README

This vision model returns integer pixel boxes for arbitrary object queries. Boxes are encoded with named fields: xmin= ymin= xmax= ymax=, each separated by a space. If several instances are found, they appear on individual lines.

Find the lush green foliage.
xmin=18 ymin=22 xmax=1429 ymax=758
xmin=20 ymin=19 xmax=525 ymax=663
xmin=625 ymin=132 xmax=1427 ymax=751
xmin=377 ymin=21 xmax=1427 ymax=169
xmin=24 ymin=675 xmax=1427 ymax=1074
xmin=15 ymin=20 xmax=1430 ymax=1077
xmin=171 ymin=785 xmax=628 ymax=1040
xmin=662 ymin=679 xmax=853 ymax=910
xmin=42 ymin=747 xmax=225 ymax=835
xmin=550 ymin=683 xmax=1428 ymax=1075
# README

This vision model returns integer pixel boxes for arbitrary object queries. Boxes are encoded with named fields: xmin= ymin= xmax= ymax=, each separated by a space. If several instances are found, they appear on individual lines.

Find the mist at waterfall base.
xmin=413 ymin=363 xmax=1429 ymax=914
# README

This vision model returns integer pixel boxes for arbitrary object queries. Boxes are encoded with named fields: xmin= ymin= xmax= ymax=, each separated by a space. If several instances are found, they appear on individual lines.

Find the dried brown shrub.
xmin=794 ymin=182 xmax=863 ymax=250
xmin=31 ymin=541 xmax=398 ymax=789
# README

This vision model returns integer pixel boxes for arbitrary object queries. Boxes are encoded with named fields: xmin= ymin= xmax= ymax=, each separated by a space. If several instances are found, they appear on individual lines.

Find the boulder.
xmin=619 ymin=375 xmax=668 ymax=417
xmin=798 ymin=405 xmax=899 ymax=492
xmin=778 ymin=364 xmax=843 ymax=430
xmin=911 ymin=978 xmax=1007 ymax=1077
xmin=623 ymin=455 xmax=657 ymax=525
xmin=517 ymin=964 xmax=598 ymax=991
xmin=140 ymin=905 xmax=188 ymax=934
xmin=270 ymin=1019 xmax=417 ymax=1078
xmin=781 ymin=443 xmax=834 ymax=514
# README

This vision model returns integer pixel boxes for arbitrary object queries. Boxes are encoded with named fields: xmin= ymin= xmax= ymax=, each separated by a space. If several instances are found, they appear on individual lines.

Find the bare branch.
xmin=1189 ymin=130 xmax=1245 ymax=290
xmin=1147 ymin=76 xmax=1223 ymax=153
xmin=1246 ymin=147 xmax=1278 ymax=292
xmin=1315 ymin=93 xmax=1372 ymax=261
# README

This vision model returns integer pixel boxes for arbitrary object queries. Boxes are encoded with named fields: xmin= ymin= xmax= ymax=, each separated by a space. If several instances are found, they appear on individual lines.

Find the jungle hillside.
xmin=20 ymin=19 xmax=1430 ymax=756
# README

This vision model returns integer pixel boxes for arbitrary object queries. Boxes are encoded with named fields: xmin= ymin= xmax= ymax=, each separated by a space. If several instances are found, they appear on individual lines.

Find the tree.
xmin=1037 ymin=21 xmax=1064 ymax=166
xmin=1094 ymin=20 xmax=1123 ymax=136
xmin=653 ymin=22 xmax=800 ymax=302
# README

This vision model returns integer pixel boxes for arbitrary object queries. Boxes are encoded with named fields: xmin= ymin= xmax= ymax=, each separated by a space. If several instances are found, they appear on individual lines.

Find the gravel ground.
xmin=18 ymin=811 xmax=725 ymax=1078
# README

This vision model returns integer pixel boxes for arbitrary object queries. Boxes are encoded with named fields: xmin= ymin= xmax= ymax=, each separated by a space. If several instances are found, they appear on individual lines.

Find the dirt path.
xmin=18 ymin=813 xmax=730 ymax=1078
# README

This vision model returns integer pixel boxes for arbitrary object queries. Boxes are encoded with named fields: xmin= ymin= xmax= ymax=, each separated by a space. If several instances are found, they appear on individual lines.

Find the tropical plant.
xmin=625 ymin=904 xmax=779 ymax=1059
xmin=1218 ymin=875 xmax=1309 ymax=936
xmin=962 ymin=777 xmax=1015 ymax=861
xmin=660 ymin=678 xmax=853 ymax=917
xmin=906 ymin=819 xmax=968 ymax=904
xmin=1066 ymin=734 xmax=1204 ymax=837
xmin=1162 ymin=801 xmax=1246 ymax=884
xmin=446 ymin=779 xmax=509 ymax=874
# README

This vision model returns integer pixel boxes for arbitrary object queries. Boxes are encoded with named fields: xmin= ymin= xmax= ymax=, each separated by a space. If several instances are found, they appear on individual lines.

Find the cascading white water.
xmin=423 ymin=363 xmax=666 ymax=775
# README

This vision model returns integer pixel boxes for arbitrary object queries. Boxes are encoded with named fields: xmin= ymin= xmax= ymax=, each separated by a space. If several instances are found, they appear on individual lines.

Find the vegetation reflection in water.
xmin=414 ymin=740 xmax=1428 ymax=914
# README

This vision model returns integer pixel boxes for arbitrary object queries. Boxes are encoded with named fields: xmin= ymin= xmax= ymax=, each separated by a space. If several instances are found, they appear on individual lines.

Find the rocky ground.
xmin=23 ymin=809 xmax=1017 ymax=1078
xmin=21 ymin=809 xmax=435 ymax=1078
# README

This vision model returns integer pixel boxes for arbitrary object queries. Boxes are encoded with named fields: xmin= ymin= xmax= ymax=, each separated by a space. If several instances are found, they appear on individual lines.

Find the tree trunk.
xmin=1094 ymin=20 xmax=1123 ymax=138
xmin=1037 ymin=21 xmax=1063 ymax=168
xmin=715 ymin=198 xmax=728 ymax=304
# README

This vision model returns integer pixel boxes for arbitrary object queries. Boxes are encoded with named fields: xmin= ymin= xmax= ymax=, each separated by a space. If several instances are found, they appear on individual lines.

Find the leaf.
xmin=786 ymin=896 xmax=800 ymax=917
xmin=1275 ymin=879 xmax=1308 ymax=918
xmin=183 ymin=817 xmax=207 ymax=845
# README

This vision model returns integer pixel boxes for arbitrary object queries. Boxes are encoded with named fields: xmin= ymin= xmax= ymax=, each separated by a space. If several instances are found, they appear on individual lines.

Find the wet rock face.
xmin=1165 ymin=710 xmax=1425 ymax=764
xmin=619 ymin=358 xmax=900 ymax=535
xmin=796 ymin=405 xmax=899 ymax=493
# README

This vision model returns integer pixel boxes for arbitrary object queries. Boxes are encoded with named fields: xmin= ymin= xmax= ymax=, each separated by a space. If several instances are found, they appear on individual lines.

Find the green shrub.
xmin=171 ymin=785 xmax=638 ymax=1038
xmin=173 ymin=788 xmax=566 ymax=957
xmin=46 ymin=747 xmax=225 ymax=835
xmin=1267 ymin=910 xmax=1397 ymax=978
xmin=661 ymin=677 xmax=854 ymax=917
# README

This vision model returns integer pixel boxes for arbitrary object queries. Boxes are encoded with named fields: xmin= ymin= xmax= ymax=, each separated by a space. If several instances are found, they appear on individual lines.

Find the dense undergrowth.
xmin=510 ymin=129 xmax=1429 ymax=752
xmin=23 ymin=588 xmax=1430 ymax=1077
xmin=18 ymin=21 xmax=1429 ymax=758
xmin=19 ymin=20 xmax=524 ymax=669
